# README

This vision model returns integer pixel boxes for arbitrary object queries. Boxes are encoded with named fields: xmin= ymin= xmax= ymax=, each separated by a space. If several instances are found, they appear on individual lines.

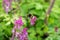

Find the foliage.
xmin=0 ymin=0 xmax=60 ymax=40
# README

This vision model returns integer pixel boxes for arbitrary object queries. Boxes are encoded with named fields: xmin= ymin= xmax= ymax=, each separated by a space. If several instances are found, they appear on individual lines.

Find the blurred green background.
xmin=0 ymin=0 xmax=60 ymax=40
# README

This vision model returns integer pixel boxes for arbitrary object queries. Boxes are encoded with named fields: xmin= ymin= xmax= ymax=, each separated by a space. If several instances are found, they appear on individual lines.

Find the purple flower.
xmin=12 ymin=26 xmax=16 ymax=33
xmin=22 ymin=28 xmax=28 ymax=37
xmin=18 ymin=28 xmax=28 ymax=40
xmin=11 ymin=16 xmax=24 ymax=40
xmin=16 ymin=32 xmax=20 ymax=37
xmin=14 ymin=16 xmax=24 ymax=29
xmin=2 ymin=0 xmax=12 ymax=13
xmin=11 ymin=16 xmax=28 ymax=40
xmin=12 ymin=16 xmax=24 ymax=33
xmin=30 ymin=16 xmax=37 ymax=25
xmin=12 ymin=27 xmax=28 ymax=40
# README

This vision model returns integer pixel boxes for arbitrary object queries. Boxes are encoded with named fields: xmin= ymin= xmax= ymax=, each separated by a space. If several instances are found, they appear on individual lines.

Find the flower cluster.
xmin=14 ymin=16 xmax=24 ymax=29
xmin=11 ymin=16 xmax=37 ymax=40
xmin=30 ymin=16 xmax=37 ymax=25
xmin=17 ymin=28 xmax=28 ymax=40
xmin=11 ymin=16 xmax=28 ymax=40
xmin=2 ymin=0 xmax=12 ymax=13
